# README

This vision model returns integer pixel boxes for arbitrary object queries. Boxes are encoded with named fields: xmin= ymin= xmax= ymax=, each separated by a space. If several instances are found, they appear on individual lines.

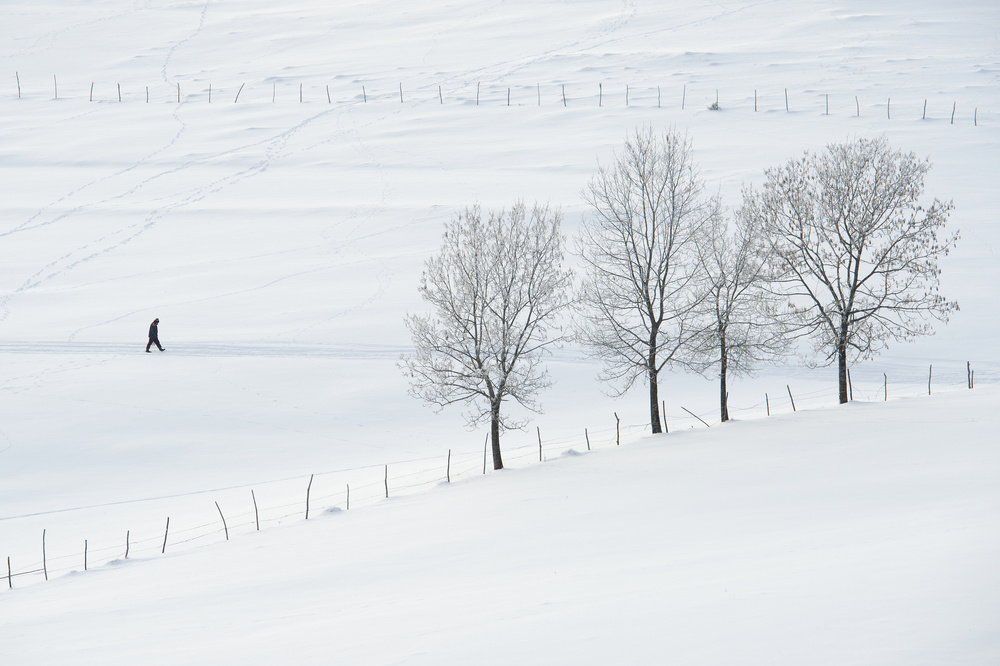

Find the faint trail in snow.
xmin=161 ymin=0 xmax=211 ymax=85
xmin=0 ymin=340 xmax=409 ymax=359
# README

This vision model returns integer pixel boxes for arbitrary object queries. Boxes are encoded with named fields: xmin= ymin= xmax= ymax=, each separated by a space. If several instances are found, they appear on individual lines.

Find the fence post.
xmin=681 ymin=406 xmax=711 ymax=428
xmin=537 ymin=426 xmax=542 ymax=462
xmin=585 ymin=428 xmax=591 ymax=451
xmin=125 ymin=530 xmax=130 ymax=559
xmin=765 ymin=392 xmax=770 ymax=416
xmin=928 ymin=364 xmax=933 ymax=395
xmin=305 ymin=474 xmax=314 ymax=519
xmin=162 ymin=517 xmax=170 ymax=554
xmin=215 ymin=501 xmax=229 ymax=540
xmin=384 ymin=465 xmax=389 ymax=498
xmin=235 ymin=82 xmax=245 ymax=103
xmin=848 ymin=368 xmax=853 ymax=401
xmin=884 ymin=373 xmax=888 ymax=401
xmin=614 ymin=412 xmax=620 ymax=446
xmin=42 ymin=529 xmax=48 ymax=581
xmin=84 ymin=540 xmax=88 ymax=571
xmin=786 ymin=385 xmax=796 ymax=412
xmin=7 ymin=556 xmax=11 ymax=588
xmin=251 ymin=490 xmax=259 ymax=530
xmin=447 ymin=449 xmax=451 ymax=483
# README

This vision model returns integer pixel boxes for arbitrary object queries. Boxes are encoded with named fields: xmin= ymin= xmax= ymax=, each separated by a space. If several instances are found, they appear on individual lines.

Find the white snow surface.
xmin=1 ymin=1 xmax=998 ymax=663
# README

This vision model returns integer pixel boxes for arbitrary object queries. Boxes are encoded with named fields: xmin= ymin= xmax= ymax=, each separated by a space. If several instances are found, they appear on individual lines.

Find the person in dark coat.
xmin=146 ymin=318 xmax=164 ymax=352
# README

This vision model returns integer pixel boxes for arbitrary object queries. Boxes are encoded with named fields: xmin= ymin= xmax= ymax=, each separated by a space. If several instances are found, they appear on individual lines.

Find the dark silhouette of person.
xmin=146 ymin=318 xmax=164 ymax=352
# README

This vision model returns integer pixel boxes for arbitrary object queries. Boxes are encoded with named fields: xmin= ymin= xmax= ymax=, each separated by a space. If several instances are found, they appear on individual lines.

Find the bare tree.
xmin=692 ymin=205 xmax=789 ymax=422
xmin=577 ymin=127 xmax=715 ymax=433
xmin=746 ymin=137 xmax=959 ymax=403
xmin=402 ymin=202 xmax=572 ymax=470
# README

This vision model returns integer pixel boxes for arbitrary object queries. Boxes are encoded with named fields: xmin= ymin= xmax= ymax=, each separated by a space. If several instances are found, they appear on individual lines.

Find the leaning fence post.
xmin=215 ymin=501 xmax=229 ymax=541
xmin=585 ymin=428 xmax=591 ymax=451
xmin=7 ymin=556 xmax=11 ymax=588
xmin=848 ymin=369 xmax=854 ymax=401
xmin=42 ymin=529 xmax=48 ymax=581
xmin=305 ymin=474 xmax=314 ymax=519
xmin=681 ymin=406 xmax=711 ymax=428
xmin=251 ymin=490 xmax=259 ymax=530
xmin=162 ymin=517 xmax=170 ymax=554
xmin=786 ymin=385 xmax=796 ymax=412
xmin=562 ymin=84 xmax=567 ymax=107
xmin=234 ymin=82 xmax=245 ymax=103
xmin=765 ymin=393 xmax=770 ymax=416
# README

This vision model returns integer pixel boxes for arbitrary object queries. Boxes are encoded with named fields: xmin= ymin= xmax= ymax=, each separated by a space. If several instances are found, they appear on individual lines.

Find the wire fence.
xmin=3 ymin=74 xmax=989 ymax=125
xmin=2 ymin=358 xmax=991 ymax=590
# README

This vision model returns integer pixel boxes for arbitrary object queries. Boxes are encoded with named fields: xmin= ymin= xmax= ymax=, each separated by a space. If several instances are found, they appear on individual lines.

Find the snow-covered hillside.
xmin=1 ymin=1 xmax=998 ymax=662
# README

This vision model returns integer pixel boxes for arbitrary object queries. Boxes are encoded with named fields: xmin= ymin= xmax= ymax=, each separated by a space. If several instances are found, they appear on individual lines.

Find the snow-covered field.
xmin=1 ymin=1 xmax=998 ymax=662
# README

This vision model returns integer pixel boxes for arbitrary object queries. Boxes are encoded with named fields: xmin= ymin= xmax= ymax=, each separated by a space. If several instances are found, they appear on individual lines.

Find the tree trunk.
xmin=649 ymin=367 xmax=662 ymax=434
xmin=837 ymin=329 xmax=849 ymax=405
xmin=490 ymin=401 xmax=504 ymax=470
xmin=720 ymin=334 xmax=729 ymax=422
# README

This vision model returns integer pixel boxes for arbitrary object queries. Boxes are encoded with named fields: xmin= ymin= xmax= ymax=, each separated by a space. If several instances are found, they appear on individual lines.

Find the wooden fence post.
xmin=765 ymin=393 xmax=770 ymax=416
xmin=681 ymin=406 xmax=711 ymax=428
xmin=234 ymin=82 xmax=245 ymax=103
xmin=384 ymin=465 xmax=389 ymax=498
xmin=446 ymin=449 xmax=451 ymax=483
xmin=7 ymin=556 xmax=11 ymax=588
xmin=347 ymin=484 xmax=350 ymax=510
xmin=305 ymin=474 xmax=314 ymax=519
xmin=928 ymin=365 xmax=933 ymax=395
xmin=125 ymin=530 xmax=130 ymax=559
xmin=84 ymin=540 xmax=88 ymax=571
xmin=537 ymin=426 xmax=542 ymax=461
xmin=215 ymin=501 xmax=229 ymax=540
xmin=614 ymin=412 xmax=620 ymax=446
xmin=681 ymin=84 xmax=686 ymax=110
xmin=251 ymin=490 xmax=259 ymax=530
xmin=42 ymin=530 xmax=48 ymax=580
xmin=848 ymin=369 xmax=853 ymax=401
xmin=884 ymin=373 xmax=888 ymax=401
xmin=585 ymin=428 xmax=591 ymax=451
xmin=162 ymin=517 xmax=170 ymax=554
xmin=599 ymin=82 xmax=602 ymax=107
xmin=786 ymin=385 xmax=796 ymax=412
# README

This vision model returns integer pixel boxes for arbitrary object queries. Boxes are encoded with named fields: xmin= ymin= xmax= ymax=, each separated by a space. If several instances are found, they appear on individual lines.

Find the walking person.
xmin=146 ymin=318 xmax=164 ymax=352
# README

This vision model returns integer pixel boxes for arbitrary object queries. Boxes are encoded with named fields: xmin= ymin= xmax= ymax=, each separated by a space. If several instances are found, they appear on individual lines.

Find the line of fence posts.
xmin=5 ymin=362 xmax=985 ymax=589
xmin=9 ymin=76 xmax=985 ymax=123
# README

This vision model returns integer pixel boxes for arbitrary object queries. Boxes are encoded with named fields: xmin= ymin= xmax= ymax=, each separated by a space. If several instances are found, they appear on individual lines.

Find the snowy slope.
xmin=0 ymin=1 xmax=998 ymax=661
xmin=3 ymin=389 xmax=999 ymax=664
